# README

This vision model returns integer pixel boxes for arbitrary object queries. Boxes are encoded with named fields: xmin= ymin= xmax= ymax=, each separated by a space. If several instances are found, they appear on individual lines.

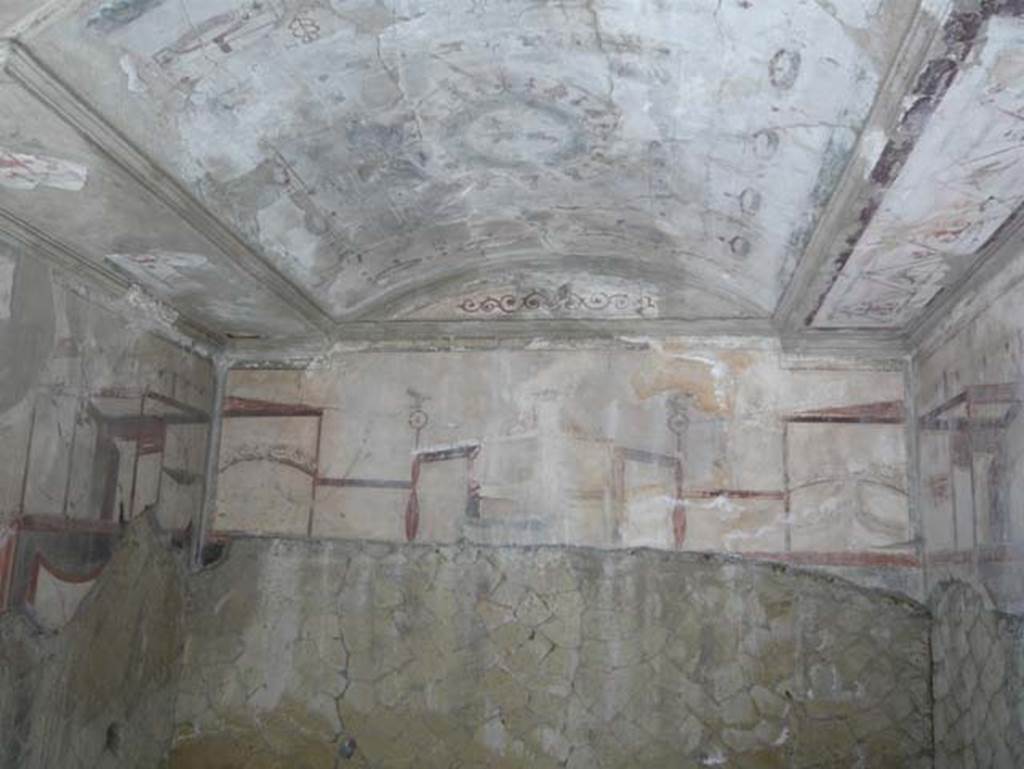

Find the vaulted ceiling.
xmin=1 ymin=0 xmax=1023 ymax=355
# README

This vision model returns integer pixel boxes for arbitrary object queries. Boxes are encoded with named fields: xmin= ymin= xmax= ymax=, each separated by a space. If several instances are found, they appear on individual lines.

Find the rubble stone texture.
xmin=931 ymin=580 xmax=1024 ymax=769
xmin=0 ymin=516 xmax=185 ymax=769
xmin=171 ymin=537 xmax=932 ymax=769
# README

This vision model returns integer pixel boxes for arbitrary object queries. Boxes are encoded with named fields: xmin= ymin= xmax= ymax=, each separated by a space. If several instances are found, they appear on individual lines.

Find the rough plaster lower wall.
xmin=931 ymin=581 xmax=1024 ymax=769
xmin=0 ymin=515 xmax=186 ymax=769
xmin=171 ymin=537 xmax=932 ymax=769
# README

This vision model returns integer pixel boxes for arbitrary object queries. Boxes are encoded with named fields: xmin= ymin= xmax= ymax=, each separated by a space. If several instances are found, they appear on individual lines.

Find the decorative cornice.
xmin=330 ymin=316 xmax=778 ymax=342
xmin=0 ymin=38 xmax=335 ymax=336
xmin=778 ymin=327 xmax=909 ymax=360
xmin=223 ymin=317 xmax=906 ymax=368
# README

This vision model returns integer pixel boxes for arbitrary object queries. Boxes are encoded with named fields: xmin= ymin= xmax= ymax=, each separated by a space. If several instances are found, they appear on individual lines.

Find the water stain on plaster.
xmin=171 ymin=699 xmax=340 ymax=769
xmin=631 ymin=356 xmax=732 ymax=415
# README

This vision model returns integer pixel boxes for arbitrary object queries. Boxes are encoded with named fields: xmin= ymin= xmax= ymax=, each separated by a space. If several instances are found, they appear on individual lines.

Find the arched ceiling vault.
xmin=1 ymin=1 xmax=1023 ymax=358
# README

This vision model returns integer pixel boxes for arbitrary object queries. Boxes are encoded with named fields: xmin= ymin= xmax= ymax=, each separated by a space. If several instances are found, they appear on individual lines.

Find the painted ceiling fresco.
xmin=812 ymin=8 xmax=1024 ymax=330
xmin=0 ymin=1 xmax=1022 ymax=344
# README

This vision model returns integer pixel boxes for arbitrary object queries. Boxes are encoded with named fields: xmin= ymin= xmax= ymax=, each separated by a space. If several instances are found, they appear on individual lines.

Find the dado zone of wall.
xmin=217 ymin=343 xmax=917 ymax=594
xmin=171 ymin=537 xmax=933 ymax=769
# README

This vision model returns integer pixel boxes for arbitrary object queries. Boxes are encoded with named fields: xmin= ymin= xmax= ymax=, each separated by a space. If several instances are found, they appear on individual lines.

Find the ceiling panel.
xmin=19 ymin=0 xmax=915 ymax=323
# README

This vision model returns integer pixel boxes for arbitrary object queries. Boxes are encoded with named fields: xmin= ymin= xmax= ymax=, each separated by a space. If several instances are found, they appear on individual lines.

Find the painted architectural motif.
xmin=0 ymin=246 xmax=212 ymax=630
xmin=214 ymin=344 xmax=917 ymax=593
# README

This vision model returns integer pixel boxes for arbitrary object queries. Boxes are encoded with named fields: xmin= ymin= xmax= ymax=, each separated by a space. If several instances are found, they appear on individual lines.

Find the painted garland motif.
xmin=457 ymin=290 xmax=655 ymax=314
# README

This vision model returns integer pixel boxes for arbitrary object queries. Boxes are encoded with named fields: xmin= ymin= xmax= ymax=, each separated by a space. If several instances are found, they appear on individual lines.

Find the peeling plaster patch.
xmin=632 ymin=341 xmax=735 ymax=412
xmin=679 ymin=353 xmax=731 ymax=409
xmin=701 ymin=750 xmax=728 ymax=765
xmin=107 ymin=251 xmax=208 ymax=294
xmin=119 ymin=53 xmax=146 ymax=93
xmin=703 ymin=494 xmax=741 ymax=514
xmin=0 ymin=149 xmax=87 ymax=191
xmin=114 ymin=284 xmax=180 ymax=332
xmin=414 ymin=439 xmax=481 ymax=456
xmin=859 ymin=127 xmax=889 ymax=168
xmin=86 ymin=0 xmax=166 ymax=33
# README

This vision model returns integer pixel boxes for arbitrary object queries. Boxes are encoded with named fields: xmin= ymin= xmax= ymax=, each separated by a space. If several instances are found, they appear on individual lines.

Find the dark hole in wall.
xmin=200 ymin=541 xmax=227 ymax=567
xmin=336 ymin=737 xmax=357 ymax=761
xmin=105 ymin=722 xmax=121 ymax=755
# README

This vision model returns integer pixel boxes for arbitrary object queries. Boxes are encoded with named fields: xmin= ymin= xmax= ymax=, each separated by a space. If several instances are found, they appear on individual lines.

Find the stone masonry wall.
xmin=171 ymin=537 xmax=932 ymax=769
xmin=931 ymin=580 xmax=1024 ymax=769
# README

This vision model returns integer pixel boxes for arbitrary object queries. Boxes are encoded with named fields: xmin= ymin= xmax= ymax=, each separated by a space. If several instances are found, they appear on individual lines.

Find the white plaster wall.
xmin=915 ymin=247 xmax=1024 ymax=613
xmin=215 ymin=339 xmax=918 ymax=594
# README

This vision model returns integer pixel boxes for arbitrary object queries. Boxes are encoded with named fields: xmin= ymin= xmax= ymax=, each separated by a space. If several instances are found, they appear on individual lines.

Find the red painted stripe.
xmin=746 ymin=550 xmax=919 ymax=568
xmin=25 ymin=553 xmax=107 ymax=606
xmin=223 ymin=396 xmax=324 ymax=418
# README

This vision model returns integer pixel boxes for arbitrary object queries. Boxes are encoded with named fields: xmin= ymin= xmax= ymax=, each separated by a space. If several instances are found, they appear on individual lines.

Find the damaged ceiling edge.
xmin=1 ymin=37 xmax=335 ymax=336
xmin=0 ymin=208 xmax=226 ymax=356
xmin=905 ymin=201 xmax=1024 ymax=352
xmin=772 ymin=0 xmax=945 ymax=334
xmin=800 ymin=0 xmax=1024 ymax=331
xmin=908 ymin=211 xmax=1024 ymax=360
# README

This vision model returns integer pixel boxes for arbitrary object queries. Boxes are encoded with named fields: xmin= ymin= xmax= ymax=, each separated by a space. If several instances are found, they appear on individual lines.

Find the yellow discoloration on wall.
xmin=631 ymin=355 xmax=732 ymax=414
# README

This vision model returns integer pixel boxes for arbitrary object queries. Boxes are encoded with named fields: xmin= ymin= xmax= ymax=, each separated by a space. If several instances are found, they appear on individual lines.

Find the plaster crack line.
xmin=584 ymin=0 xmax=621 ymax=137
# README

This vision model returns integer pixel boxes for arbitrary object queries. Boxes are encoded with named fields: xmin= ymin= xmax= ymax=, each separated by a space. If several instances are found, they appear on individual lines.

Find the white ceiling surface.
xmin=0 ymin=1 xmax=1022 ymax=349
